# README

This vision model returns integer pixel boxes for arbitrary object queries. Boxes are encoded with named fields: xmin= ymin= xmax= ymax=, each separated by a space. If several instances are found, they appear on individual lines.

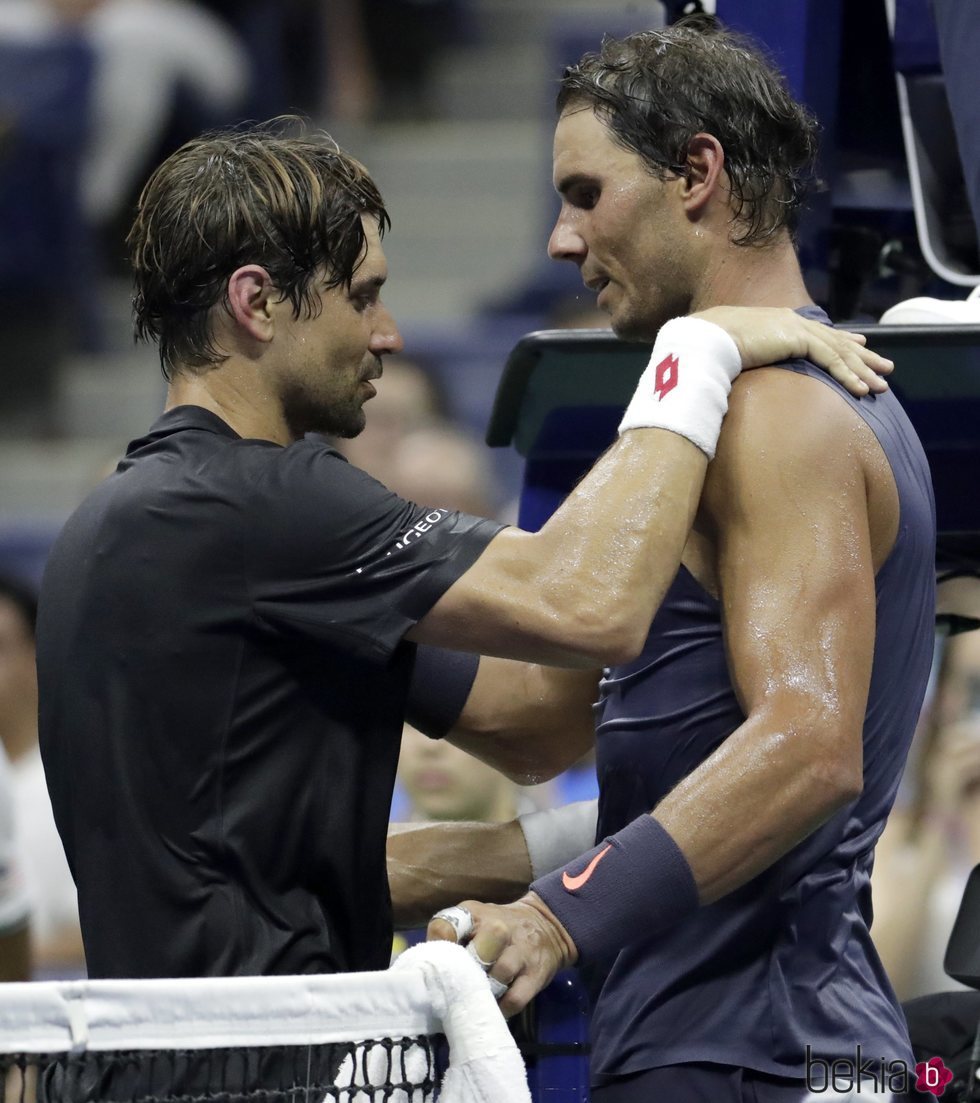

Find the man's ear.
xmin=679 ymin=133 xmax=726 ymax=219
xmin=226 ymin=266 xmax=278 ymax=343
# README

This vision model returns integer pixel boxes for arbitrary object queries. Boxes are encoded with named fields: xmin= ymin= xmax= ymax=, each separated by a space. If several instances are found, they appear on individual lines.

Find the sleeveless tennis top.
xmin=589 ymin=311 xmax=936 ymax=1083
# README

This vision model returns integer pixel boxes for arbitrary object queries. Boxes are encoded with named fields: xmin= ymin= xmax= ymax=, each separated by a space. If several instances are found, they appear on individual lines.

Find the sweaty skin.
xmin=428 ymin=367 xmax=900 ymax=1017
xmin=425 ymin=104 xmax=901 ymax=1016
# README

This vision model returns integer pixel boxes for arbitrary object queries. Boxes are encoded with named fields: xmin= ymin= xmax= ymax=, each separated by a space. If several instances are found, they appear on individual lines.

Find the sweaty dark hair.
xmin=0 ymin=572 xmax=37 ymax=640
xmin=557 ymin=15 xmax=818 ymax=245
xmin=128 ymin=118 xmax=390 ymax=381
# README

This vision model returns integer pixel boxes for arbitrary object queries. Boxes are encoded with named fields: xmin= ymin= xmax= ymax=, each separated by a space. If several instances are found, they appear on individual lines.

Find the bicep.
xmin=708 ymin=377 xmax=877 ymax=766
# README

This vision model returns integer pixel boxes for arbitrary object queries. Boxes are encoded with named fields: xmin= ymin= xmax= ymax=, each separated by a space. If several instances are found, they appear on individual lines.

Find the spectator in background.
xmin=321 ymin=0 xmax=466 ymax=124
xmin=389 ymin=424 xmax=504 ymax=520
xmin=398 ymin=722 xmax=525 ymax=826
xmin=382 ymin=422 xmax=549 ymax=819
xmin=334 ymin=355 xmax=449 ymax=490
xmin=360 ymin=0 xmax=464 ymax=122
xmin=0 ymin=0 xmax=251 ymax=233
xmin=0 ymin=0 xmax=251 ymax=434
xmin=321 ymin=0 xmax=378 ymax=126
xmin=0 ymin=574 xmax=83 ymax=978
xmin=390 ymin=722 xmax=531 ymax=961
xmin=872 ymin=629 xmax=980 ymax=1001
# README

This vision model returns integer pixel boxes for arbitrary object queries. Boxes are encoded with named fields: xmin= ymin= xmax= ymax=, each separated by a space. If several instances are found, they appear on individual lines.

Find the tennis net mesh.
xmin=0 ymin=942 xmax=530 ymax=1103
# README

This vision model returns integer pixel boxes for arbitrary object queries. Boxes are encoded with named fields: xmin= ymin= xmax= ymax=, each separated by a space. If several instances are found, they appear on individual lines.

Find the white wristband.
xmin=618 ymin=316 xmax=741 ymax=459
xmin=518 ymin=799 xmax=599 ymax=881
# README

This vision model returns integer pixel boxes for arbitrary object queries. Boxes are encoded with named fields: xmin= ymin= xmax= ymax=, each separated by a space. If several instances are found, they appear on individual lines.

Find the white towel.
xmin=394 ymin=941 xmax=531 ymax=1103
xmin=333 ymin=941 xmax=530 ymax=1103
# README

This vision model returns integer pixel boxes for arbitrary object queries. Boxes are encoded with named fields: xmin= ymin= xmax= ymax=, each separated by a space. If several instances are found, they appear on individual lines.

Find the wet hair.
xmin=0 ymin=572 xmax=37 ymax=640
xmin=128 ymin=118 xmax=390 ymax=380
xmin=557 ymin=15 xmax=819 ymax=245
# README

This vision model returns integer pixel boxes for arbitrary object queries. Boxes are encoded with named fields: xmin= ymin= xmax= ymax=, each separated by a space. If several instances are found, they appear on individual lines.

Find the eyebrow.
xmin=349 ymin=274 xmax=387 ymax=295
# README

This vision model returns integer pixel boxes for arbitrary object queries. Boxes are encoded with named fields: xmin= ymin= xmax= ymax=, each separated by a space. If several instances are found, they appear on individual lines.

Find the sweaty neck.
xmin=690 ymin=234 xmax=815 ymax=314
xmin=166 ymin=363 xmax=292 ymax=446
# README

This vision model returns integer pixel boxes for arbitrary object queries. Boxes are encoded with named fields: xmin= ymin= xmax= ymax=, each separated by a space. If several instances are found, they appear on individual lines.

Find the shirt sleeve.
xmin=245 ymin=441 xmax=505 ymax=661
xmin=405 ymin=645 xmax=481 ymax=739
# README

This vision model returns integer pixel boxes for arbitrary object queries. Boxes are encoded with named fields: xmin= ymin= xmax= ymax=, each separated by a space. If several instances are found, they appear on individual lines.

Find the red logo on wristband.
xmin=562 ymin=845 xmax=612 ymax=892
xmin=654 ymin=353 xmax=679 ymax=401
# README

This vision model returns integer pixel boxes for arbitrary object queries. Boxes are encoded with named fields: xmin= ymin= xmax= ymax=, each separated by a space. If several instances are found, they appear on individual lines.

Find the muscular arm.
xmin=388 ymin=800 xmax=599 ymax=927
xmin=427 ymin=371 xmax=901 ymax=1012
xmin=409 ymin=428 xmax=707 ymax=667
xmin=655 ymin=370 xmax=885 ymax=899
xmin=407 ymin=310 xmax=891 ymax=669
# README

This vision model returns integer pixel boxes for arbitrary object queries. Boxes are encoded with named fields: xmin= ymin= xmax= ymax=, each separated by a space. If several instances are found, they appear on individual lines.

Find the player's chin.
xmin=608 ymin=306 xmax=653 ymax=343
xmin=328 ymin=407 xmax=368 ymax=439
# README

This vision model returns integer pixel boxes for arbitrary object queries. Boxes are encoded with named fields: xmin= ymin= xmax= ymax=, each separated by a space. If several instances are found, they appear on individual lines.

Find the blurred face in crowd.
xmin=938 ymin=630 xmax=980 ymax=727
xmin=398 ymin=724 xmax=518 ymax=823
xmin=337 ymin=358 xmax=443 ymax=482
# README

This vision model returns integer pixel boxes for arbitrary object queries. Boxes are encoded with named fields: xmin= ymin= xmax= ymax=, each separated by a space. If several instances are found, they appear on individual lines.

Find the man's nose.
xmin=548 ymin=214 xmax=586 ymax=262
xmin=372 ymin=304 xmax=404 ymax=355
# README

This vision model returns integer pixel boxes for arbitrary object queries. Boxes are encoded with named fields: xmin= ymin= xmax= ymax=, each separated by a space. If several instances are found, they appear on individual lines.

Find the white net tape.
xmin=0 ymin=941 xmax=530 ymax=1103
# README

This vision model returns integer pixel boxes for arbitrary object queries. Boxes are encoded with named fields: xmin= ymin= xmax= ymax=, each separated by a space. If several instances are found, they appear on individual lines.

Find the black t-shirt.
xmin=36 ymin=407 xmax=502 ymax=979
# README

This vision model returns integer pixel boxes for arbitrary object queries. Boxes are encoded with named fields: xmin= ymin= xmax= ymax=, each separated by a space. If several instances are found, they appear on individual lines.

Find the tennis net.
xmin=0 ymin=941 xmax=530 ymax=1103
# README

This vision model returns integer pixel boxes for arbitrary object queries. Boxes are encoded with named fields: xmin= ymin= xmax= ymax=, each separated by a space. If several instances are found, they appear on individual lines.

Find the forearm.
xmin=422 ymin=430 xmax=707 ymax=668
xmin=655 ymin=707 xmax=861 ymax=904
xmin=388 ymin=820 xmax=532 ymax=929
xmin=530 ymin=707 xmax=860 ymax=967
xmin=412 ymin=318 xmax=745 ymax=667
xmin=517 ymin=429 xmax=708 ymax=662
xmin=498 ymin=319 xmax=740 ymax=664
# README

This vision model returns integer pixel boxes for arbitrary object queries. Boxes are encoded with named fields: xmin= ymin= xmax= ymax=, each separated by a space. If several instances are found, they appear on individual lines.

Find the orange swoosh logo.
xmin=562 ymin=845 xmax=613 ymax=892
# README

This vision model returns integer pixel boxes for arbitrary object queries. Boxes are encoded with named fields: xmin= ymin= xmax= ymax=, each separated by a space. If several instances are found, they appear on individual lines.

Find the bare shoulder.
xmin=714 ymin=367 xmax=888 ymax=479
xmin=700 ymin=367 xmax=898 ymax=567
xmin=725 ymin=366 xmax=870 ymax=455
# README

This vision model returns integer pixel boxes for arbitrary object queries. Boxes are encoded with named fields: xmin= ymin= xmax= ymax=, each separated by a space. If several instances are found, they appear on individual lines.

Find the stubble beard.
xmin=278 ymin=378 xmax=366 ymax=441
xmin=612 ymin=286 xmax=692 ymax=344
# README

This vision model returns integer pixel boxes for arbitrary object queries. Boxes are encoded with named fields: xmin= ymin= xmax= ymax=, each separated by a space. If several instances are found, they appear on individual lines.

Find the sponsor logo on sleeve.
xmin=356 ymin=509 xmax=451 ymax=574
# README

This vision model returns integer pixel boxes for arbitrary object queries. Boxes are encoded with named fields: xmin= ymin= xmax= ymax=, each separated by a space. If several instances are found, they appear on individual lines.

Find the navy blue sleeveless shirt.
xmin=590 ymin=313 xmax=936 ymax=1083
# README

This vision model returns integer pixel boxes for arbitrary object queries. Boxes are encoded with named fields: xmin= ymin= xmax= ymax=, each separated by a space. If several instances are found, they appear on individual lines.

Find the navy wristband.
xmin=530 ymin=813 xmax=699 ymax=964
xmin=405 ymin=645 xmax=480 ymax=739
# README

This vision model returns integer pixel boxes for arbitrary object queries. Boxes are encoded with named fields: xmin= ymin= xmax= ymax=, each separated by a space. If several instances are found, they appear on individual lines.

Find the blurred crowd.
xmin=872 ymin=627 xmax=980 ymax=1001
xmin=0 ymin=0 xmax=472 ymax=434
